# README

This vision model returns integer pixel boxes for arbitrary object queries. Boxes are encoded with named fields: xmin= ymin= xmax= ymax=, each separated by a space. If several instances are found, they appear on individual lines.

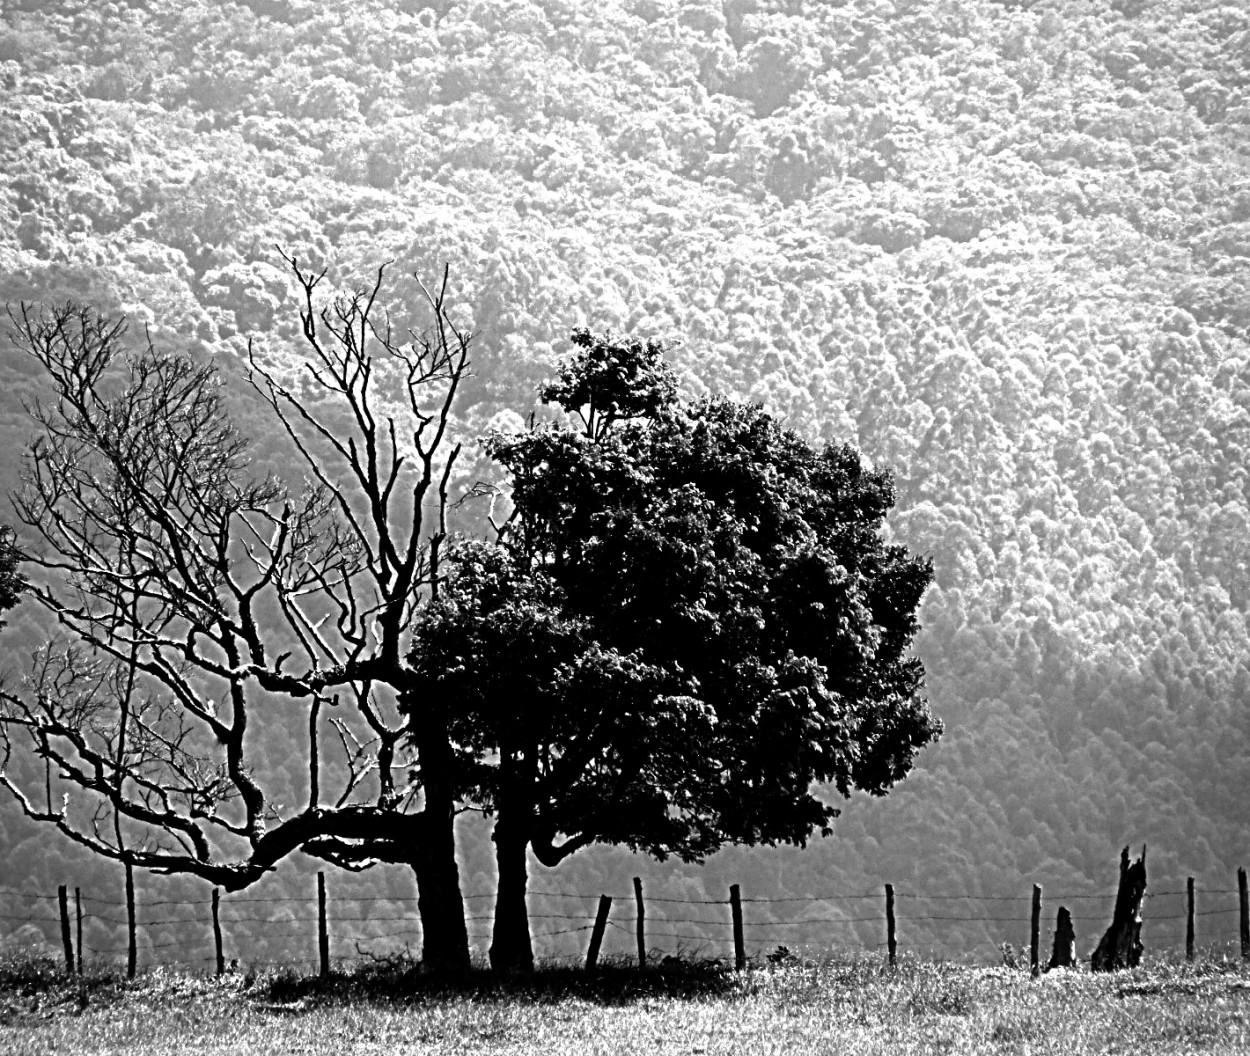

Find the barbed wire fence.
xmin=1 ymin=867 xmax=1247 ymax=978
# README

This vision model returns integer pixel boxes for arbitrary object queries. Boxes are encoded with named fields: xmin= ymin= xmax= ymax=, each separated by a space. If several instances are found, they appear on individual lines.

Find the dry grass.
xmin=0 ymin=949 xmax=1246 ymax=1054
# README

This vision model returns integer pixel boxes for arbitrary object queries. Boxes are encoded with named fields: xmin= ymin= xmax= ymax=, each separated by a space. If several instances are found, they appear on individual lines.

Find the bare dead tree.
xmin=0 ymin=258 xmax=474 ymax=972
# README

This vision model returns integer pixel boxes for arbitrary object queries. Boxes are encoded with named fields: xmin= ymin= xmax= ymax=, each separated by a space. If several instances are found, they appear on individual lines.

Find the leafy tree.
xmin=0 ymin=264 xmax=475 ymax=973
xmin=408 ymin=331 xmax=940 ymax=970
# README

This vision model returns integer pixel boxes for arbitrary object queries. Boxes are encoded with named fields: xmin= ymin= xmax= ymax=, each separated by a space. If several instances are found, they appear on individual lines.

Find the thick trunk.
xmin=489 ymin=822 xmax=534 ymax=972
xmin=409 ymin=704 xmax=471 ymax=974
xmin=412 ymin=804 xmax=471 ymax=973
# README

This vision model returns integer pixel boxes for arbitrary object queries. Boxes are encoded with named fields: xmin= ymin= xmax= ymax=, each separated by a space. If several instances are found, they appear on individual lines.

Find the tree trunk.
xmin=412 ymin=804 xmax=471 ymax=974
xmin=408 ymin=703 xmax=471 ymax=974
xmin=489 ymin=822 xmax=534 ymax=972
xmin=1092 ymin=846 xmax=1147 ymax=972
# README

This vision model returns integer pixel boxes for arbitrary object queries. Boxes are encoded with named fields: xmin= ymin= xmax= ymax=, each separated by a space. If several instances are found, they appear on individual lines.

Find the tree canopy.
xmin=409 ymin=331 xmax=938 ymax=969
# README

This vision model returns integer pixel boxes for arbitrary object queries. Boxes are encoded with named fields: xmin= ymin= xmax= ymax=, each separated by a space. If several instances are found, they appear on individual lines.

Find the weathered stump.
xmin=1047 ymin=906 xmax=1076 ymax=970
xmin=1091 ymin=846 xmax=1147 ymax=972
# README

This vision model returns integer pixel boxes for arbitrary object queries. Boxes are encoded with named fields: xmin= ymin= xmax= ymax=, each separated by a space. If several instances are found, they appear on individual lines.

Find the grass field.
xmin=0 ymin=951 xmax=1246 ymax=1054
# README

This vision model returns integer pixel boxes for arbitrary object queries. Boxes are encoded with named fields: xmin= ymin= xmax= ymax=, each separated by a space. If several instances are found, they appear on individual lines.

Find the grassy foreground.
xmin=0 ymin=952 xmax=1246 ymax=1055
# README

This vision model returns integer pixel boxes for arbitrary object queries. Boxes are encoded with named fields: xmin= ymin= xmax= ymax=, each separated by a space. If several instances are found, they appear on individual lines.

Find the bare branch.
xmin=0 ymin=264 xmax=474 ymax=902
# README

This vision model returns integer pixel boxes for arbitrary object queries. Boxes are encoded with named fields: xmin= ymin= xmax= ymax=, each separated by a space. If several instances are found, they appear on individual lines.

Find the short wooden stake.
xmin=58 ymin=885 xmax=74 ymax=976
xmin=1186 ymin=877 xmax=1195 ymax=962
xmin=1030 ymin=884 xmax=1042 ymax=977
xmin=1048 ymin=907 xmax=1076 ymax=970
xmin=318 ymin=871 xmax=330 ymax=977
xmin=730 ymin=884 xmax=745 ymax=970
xmin=633 ymin=877 xmax=646 ymax=969
xmin=212 ymin=888 xmax=224 ymax=977
xmin=1239 ymin=867 xmax=1248 ymax=960
xmin=885 ymin=884 xmax=897 ymax=967
xmin=585 ymin=895 xmax=611 ymax=971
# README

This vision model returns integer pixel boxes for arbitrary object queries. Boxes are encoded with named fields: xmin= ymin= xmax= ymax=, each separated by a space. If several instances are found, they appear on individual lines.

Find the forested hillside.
xmin=1 ymin=0 xmax=1248 ymax=963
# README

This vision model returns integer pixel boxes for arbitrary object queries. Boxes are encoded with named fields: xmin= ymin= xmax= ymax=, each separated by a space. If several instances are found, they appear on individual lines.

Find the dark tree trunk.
xmin=412 ymin=804 xmax=471 ymax=973
xmin=409 ymin=709 xmax=471 ymax=974
xmin=489 ymin=822 xmax=534 ymax=972
xmin=1047 ymin=906 xmax=1076 ymax=970
xmin=1092 ymin=846 xmax=1147 ymax=972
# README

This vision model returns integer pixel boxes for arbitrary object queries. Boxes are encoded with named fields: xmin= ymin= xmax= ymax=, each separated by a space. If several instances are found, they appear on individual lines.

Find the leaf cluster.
xmin=410 ymin=334 xmax=938 ymax=865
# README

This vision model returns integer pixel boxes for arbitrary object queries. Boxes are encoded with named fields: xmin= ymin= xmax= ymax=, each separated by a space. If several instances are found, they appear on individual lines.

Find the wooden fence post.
xmin=212 ymin=888 xmax=224 ymax=977
xmin=885 ymin=884 xmax=897 ymax=967
xmin=318 ymin=871 xmax=330 ymax=977
xmin=633 ymin=877 xmax=646 ymax=969
xmin=1239 ymin=867 xmax=1248 ymax=960
xmin=75 ymin=888 xmax=83 ymax=976
xmin=1186 ymin=877 xmax=1195 ymax=962
xmin=1030 ymin=884 xmax=1042 ymax=977
xmin=124 ymin=860 xmax=136 ymax=980
xmin=585 ymin=895 xmax=611 ymax=971
xmin=730 ymin=884 xmax=745 ymax=970
xmin=58 ymin=885 xmax=73 ymax=976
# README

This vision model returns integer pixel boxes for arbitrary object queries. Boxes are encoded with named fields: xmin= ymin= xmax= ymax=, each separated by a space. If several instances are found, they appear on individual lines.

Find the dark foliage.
xmin=409 ymin=333 xmax=937 ymax=968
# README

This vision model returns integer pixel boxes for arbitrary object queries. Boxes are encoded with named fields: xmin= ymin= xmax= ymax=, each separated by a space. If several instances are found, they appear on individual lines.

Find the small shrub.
xmin=264 ymin=967 xmax=315 ymax=1004
xmin=0 ymin=950 xmax=67 ymax=993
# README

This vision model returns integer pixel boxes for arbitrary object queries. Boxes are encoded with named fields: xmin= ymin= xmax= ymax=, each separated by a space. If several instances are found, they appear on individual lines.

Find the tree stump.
xmin=1047 ymin=906 xmax=1076 ymax=970
xmin=1091 ymin=846 xmax=1147 ymax=972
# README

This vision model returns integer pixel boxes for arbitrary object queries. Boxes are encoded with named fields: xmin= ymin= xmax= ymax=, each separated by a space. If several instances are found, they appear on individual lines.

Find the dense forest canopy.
xmin=0 ymin=0 xmax=1248 ymax=962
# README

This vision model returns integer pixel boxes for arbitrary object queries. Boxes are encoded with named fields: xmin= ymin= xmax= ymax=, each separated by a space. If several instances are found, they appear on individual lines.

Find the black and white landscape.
xmin=0 ymin=0 xmax=1247 ymax=969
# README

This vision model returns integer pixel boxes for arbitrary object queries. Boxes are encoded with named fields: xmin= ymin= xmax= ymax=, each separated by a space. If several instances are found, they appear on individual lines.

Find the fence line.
xmin=2 ymin=866 xmax=1248 ymax=977
xmin=1 ymin=882 xmax=1239 ymax=906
